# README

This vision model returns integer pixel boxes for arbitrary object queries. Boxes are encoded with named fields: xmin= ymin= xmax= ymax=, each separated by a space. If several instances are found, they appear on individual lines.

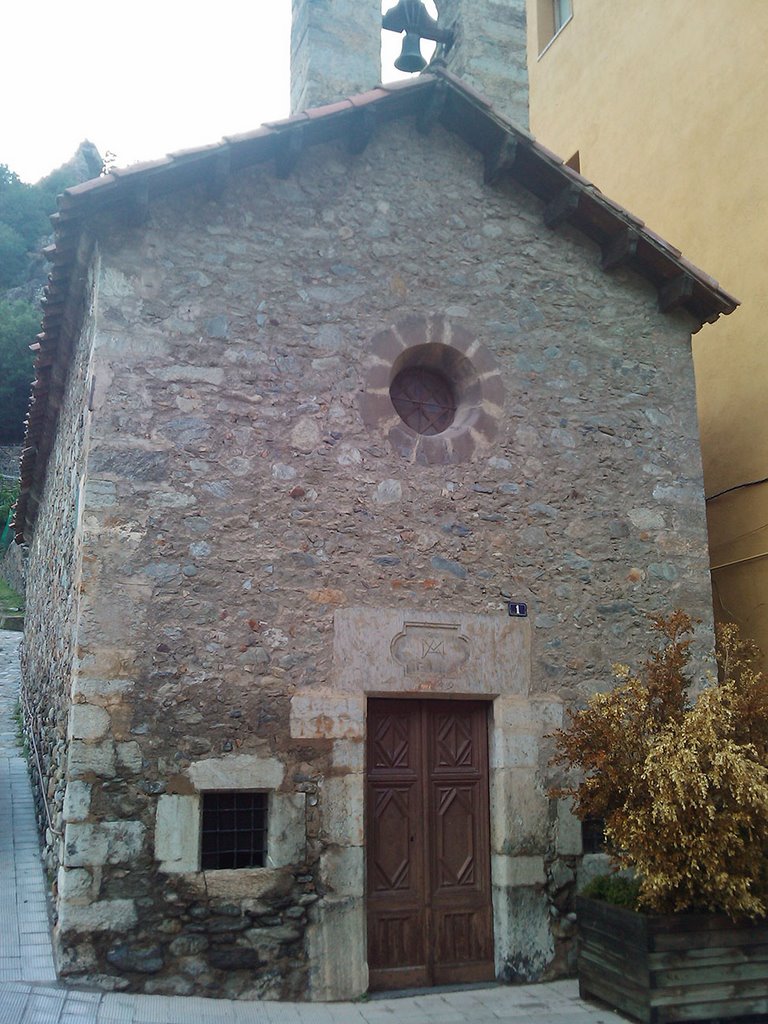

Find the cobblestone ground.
xmin=0 ymin=629 xmax=626 ymax=1024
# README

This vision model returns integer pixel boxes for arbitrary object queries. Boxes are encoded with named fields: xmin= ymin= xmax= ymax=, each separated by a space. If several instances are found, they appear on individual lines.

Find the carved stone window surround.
xmin=358 ymin=314 xmax=504 ymax=465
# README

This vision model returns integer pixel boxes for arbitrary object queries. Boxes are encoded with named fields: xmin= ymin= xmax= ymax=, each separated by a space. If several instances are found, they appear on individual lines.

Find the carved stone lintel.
xmin=391 ymin=622 xmax=470 ymax=677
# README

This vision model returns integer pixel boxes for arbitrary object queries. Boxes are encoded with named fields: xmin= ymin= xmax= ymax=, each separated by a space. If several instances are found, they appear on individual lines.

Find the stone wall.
xmin=21 ymin=258 xmax=97 ymax=883
xmin=39 ymin=120 xmax=713 ymax=997
xmin=291 ymin=0 xmax=382 ymax=111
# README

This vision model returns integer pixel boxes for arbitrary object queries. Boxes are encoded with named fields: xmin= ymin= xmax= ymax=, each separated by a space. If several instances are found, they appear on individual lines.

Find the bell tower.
xmin=290 ymin=0 xmax=383 ymax=113
xmin=436 ymin=0 xmax=529 ymax=129
xmin=290 ymin=0 xmax=530 ymax=131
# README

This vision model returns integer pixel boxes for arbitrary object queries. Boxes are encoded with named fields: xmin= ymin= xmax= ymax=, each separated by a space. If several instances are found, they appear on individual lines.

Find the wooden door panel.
xmin=433 ymin=710 xmax=476 ymax=771
xmin=433 ymin=904 xmax=495 ymax=984
xmin=368 ymin=909 xmax=427 ymax=985
xmin=366 ymin=699 xmax=494 ymax=990
xmin=369 ymin=784 xmax=418 ymax=894
xmin=433 ymin=783 xmax=482 ymax=890
xmin=366 ymin=702 xmax=426 ymax=989
xmin=434 ymin=905 xmax=494 ymax=963
xmin=370 ymin=707 xmax=415 ymax=772
xmin=427 ymin=703 xmax=494 ymax=984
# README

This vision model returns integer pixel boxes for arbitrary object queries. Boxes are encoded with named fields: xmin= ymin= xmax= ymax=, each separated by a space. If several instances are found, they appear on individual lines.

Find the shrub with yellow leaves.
xmin=551 ymin=611 xmax=768 ymax=918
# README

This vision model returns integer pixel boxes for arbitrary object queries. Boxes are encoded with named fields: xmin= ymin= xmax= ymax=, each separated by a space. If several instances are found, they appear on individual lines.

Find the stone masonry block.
xmin=321 ymin=776 xmax=363 ymax=846
xmin=290 ymin=693 xmax=365 ymax=740
xmin=116 ymin=741 xmax=143 ymax=773
xmin=269 ymin=792 xmax=307 ymax=867
xmin=71 ymin=676 xmax=134 ymax=705
xmin=57 ymin=898 xmax=137 ymax=934
xmin=68 ymin=703 xmax=110 ymax=741
xmin=495 ymin=696 xmax=562 ymax=734
xmin=307 ymin=896 xmax=367 ymax=1001
xmin=68 ymin=739 xmax=116 ymax=779
xmin=492 ymin=854 xmax=546 ymax=888
xmin=331 ymin=739 xmax=365 ymax=773
xmin=155 ymin=795 xmax=200 ymax=873
xmin=62 ymin=780 xmax=92 ymax=822
xmin=188 ymin=753 xmax=285 ymax=791
xmin=57 ymin=866 xmax=95 ymax=901
xmin=489 ymin=767 xmax=548 ymax=857
xmin=320 ymin=845 xmax=364 ymax=897
xmin=490 ymin=731 xmax=539 ymax=769
xmin=64 ymin=821 xmax=145 ymax=868
xmin=556 ymin=798 xmax=583 ymax=856
xmin=370 ymin=327 xmax=406 ymax=361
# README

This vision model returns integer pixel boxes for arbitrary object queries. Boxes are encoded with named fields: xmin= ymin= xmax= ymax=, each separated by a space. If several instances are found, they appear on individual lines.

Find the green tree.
xmin=0 ymin=299 xmax=38 ymax=442
xmin=0 ymin=165 xmax=49 ymax=239
xmin=0 ymin=477 xmax=19 ymax=532
xmin=0 ymin=223 xmax=28 ymax=289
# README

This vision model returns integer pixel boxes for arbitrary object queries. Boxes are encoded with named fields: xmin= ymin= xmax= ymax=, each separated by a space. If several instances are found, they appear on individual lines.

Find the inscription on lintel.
xmin=390 ymin=622 xmax=470 ymax=677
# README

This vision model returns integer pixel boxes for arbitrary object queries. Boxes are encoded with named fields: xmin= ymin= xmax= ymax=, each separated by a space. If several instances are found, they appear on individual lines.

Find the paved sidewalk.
xmin=0 ymin=628 xmax=626 ymax=1024
xmin=0 ymin=629 xmax=57 ymax=986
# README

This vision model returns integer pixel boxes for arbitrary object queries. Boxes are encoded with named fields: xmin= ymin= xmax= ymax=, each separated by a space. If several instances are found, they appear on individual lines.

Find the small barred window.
xmin=200 ymin=791 xmax=268 ymax=870
xmin=390 ymin=365 xmax=457 ymax=435
xmin=581 ymin=817 xmax=606 ymax=855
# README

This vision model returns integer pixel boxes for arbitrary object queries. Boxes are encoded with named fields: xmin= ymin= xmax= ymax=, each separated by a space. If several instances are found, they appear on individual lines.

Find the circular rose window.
xmin=359 ymin=317 xmax=505 ymax=465
xmin=389 ymin=366 xmax=457 ymax=435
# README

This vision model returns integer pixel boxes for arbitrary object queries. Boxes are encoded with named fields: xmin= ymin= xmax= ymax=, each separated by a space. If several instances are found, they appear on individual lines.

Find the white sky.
xmin=2 ymin=0 xmax=436 ymax=184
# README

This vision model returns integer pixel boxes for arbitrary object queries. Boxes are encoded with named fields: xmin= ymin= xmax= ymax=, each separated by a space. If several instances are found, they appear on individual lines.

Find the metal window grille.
xmin=581 ymin=817 xmax=606 ymax=854
xmin=390 ymin=366 xmax=457 ymax=435
xmin=200 ymin=791 xmax=268 ymax=870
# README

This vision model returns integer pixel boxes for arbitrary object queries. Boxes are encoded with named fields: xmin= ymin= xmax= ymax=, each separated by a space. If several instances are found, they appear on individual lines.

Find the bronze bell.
xmin=395 ymin=30 xmax=427 ymax=73
xmin=383 ymin=0 xmax=453 ymax=75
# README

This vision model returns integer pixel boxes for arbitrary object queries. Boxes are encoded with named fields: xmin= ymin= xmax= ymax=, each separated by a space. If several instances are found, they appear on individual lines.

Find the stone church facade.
xmin=16 ymin=0 xmax=736 ymax=1002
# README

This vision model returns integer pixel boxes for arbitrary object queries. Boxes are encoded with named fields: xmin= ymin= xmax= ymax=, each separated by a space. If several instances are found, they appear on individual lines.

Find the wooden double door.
xmin=366 ymin=699 xmax=495 ymax=990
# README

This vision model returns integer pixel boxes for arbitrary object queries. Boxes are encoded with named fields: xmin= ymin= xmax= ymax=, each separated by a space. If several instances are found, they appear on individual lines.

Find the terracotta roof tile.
xmin=110 ymin=156 xmax=174 ymax=178
xmin=304 ymin=99 xmax=355 ymax=119
xmin=166 ymin=142 xmax=225 ymax=161
xmin=675 ymin=256 xmax=726 ymax=294
xmin=224 ymin=126 xmax=277 ymax=145
xmin=64 ymin=175 xmax=116 ymax=197
xmin=642 ymin=226 xmax=682 ymax=257
xmin=529 ymin=139 xmax=565 ymax=165
xmin=596 ymin=193 xmax=645 ymax=227
xmin=507 ymin=123 xmax=536 ymax=143
xmin=349 ymin=88 xmax=390 ymax=107
xmin=260 ymin=113 xmax=309 ymax=131
xmin=560 ymin=165 xmax=595 ymax=188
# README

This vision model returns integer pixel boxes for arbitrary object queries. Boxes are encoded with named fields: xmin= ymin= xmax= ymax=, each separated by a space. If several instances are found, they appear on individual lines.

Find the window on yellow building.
xmin=538 ymin=0 xmax=573 ymax=53
xmin=554 ymin=0 xmax=573 ymax=32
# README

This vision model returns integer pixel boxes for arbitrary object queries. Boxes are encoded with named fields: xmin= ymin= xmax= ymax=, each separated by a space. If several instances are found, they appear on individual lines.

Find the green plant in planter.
xmin=580 ymin=874 xmax=640 ymax=910
xmin=551 ymin=611 xmax=768 ymax=918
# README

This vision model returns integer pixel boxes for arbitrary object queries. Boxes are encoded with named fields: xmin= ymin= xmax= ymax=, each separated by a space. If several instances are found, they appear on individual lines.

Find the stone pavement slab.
xmin=0 ymin=628 xmax=628 ymax=1024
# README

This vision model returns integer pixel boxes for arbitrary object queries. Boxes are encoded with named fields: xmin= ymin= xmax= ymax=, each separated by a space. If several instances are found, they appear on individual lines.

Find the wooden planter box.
xmin=576 ymin=895 xmax=768 ymax=1023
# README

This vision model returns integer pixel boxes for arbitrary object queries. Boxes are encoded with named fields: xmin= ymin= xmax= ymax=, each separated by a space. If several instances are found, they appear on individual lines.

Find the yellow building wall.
xmin=527 ymin=0 xmax=768 ymax=655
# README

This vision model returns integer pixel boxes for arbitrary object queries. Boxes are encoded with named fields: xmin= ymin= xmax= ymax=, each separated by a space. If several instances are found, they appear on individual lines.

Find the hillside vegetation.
xmin=0 ymin=144 xmax=102 ymax=444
